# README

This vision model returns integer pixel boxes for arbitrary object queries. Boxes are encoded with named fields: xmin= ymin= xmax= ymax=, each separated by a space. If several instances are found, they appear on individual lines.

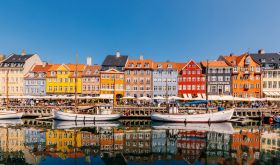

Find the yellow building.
xmin=46 ymin=129 xmax=82 ymax=153
xmin=100 ymin=68 xmax=125 ymax=100
xmin=46 ymin=64 xmax=85 ymax=95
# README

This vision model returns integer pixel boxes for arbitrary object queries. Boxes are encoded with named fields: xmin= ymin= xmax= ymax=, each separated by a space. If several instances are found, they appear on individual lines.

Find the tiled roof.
xmin=102 ymin=55 xmax=128 ymax=67
xmin=222 ymin=55 xmax=238 ymax=66
xmin=48 ymin=64 xmax=85 ymax=71
xmin=82 ymin=65 xmax=101 ymax=77
xmin=32 ymin=64 xmax=53 ymax=72
xmin=0 ymin=54 xmax=35 ymax=67
xmin=250 ymin=53 xmax=280 ymax=64
xmin=125 ymin=59 xmax=154 ymax=69
xmin=201 ymin=60 xmax=230 ymax=67
xmin=153 ymin=62 xmax=184 ymax=70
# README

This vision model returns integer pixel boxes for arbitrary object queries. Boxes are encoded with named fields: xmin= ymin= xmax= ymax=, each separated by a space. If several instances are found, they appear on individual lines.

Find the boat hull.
xmin=151 ymin=109 xmax=234 ymax=123
xmin=53 ymin=110 xmax=121 ymax=121
xmin=0 ymin=111 xmax=24 ymax=119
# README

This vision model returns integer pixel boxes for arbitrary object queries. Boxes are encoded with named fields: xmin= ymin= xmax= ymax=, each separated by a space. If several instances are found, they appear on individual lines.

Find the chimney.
xmin=116 ymin=51 xmax=121 ymax=58
xmin=86 ymin=56 xmax=92 ymax=66
xmin=42 ymin=61 xmax=47 ymax=67
xmin=21 ymin=49 xmax=26 ymax=56
xmin=139 ymin=54 xmax=144 ymax=60
xmin=229 ymin=53 xmax=234 ymax=56
xmin=258 ymin=49 xmax=265 ymax=54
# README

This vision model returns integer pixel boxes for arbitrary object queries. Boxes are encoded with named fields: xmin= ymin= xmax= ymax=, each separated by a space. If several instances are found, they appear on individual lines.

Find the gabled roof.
xmin=102 ymin=55 xmax=128 ymax=67
xmin=200 ymin=60 xmax=230 ymax=68
xmin=250 ymin=53 xmax=280 ymax=64
xmin=181 ymin=59 xmax=201 ymax=70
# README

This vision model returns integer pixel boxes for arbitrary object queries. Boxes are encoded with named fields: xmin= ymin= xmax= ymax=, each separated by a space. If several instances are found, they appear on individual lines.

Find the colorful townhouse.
xmin=24 ymin=62 xmax=52 ymax=96
xmin=100 ymin=51 xmax=128 ymax=100
xmin=0 ymin=52 xmax=41 ymax=96
xmin=152 ymin=62 xmax=181 ymax=98
xmin=178 ymin=60 xmax=206 ymax=98
xmin=82 ymin=64 xmax=101 ymax=96
xmin=250 ymin=49 xmax=280 ymax=98
xmin=219 ymin=54 xmax=262 ymax=98
xmin=201 ymin=60 xmax=232 ymax=96
xmin=0 ymin=54 xmax=5 ymax=61
xmin=124 ymin=56 xmax=154 ymax=98
xmin=46 ymin=64 xmax=85 ymax=95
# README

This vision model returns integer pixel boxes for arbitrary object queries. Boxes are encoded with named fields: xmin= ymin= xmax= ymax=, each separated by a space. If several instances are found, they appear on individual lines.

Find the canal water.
xmin=0 ymin=119 xmax=279 ymax=165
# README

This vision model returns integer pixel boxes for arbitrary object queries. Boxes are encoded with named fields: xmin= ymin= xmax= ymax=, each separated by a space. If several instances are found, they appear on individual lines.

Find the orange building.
xmin=231 ymin=130 xmax=261 ymax=165
xmin=219 ymin=54 xmax=262 ymax=98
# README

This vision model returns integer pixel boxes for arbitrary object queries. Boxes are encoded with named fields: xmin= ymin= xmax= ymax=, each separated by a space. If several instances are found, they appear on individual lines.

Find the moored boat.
xmin=0 ymin=110 xmax=24 ymax=119
xmin=151 ymin=103 xmax=234 ymax=123
xmin=53 ymin=104 xmax=121 ymax=121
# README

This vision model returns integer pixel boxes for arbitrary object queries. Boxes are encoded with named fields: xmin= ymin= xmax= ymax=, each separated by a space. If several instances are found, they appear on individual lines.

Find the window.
xmin=218 ymin=76 xmax=223 ymax=81
xmin=211 ymin=76 xmax=217 ymax=81
xmin=225 ymin=76 xmax=230 ymax=81
xmin=250 ymin=66 xmax=254 ymax=72
xmin=225 ymin=85 xmax=230 ymax=92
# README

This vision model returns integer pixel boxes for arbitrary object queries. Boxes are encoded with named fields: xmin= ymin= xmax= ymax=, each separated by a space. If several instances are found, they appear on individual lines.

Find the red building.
xmin=178 ymin=60 xmax=206 ymax=98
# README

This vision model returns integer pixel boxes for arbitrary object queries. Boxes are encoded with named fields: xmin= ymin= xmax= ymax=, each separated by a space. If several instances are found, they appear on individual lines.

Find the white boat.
xmin=152 ymin=122 xmax=234 ymax=134
xmin=0 ymin=119 xmax=23 ymax=127
xmin=0 ymin=110 xmax=24 ymax=119
xmin=53 ymin=103 xmax=121 ymax=121
xmin=151 ymin=105 xmax=234 ymax=123
xmin=273 ymin=115 xmax=280 ymax=123
xmin=53 ymin=120 xmax=121 ymax=129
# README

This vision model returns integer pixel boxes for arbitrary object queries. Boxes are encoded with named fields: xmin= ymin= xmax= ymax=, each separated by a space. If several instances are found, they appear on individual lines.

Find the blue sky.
xmin=0 ymin=0 xmax=280 ymax=64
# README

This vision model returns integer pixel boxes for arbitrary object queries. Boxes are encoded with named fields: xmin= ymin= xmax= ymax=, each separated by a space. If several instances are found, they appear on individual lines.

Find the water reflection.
xmin=0 ymin=119 xmax=279 ymax=164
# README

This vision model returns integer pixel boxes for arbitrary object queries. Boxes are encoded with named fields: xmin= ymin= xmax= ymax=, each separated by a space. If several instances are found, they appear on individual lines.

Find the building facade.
xmin=24 ymin=63 xmax=52 ymax=96
xmin=100 ymin=52 xmax=128 ymax=100
xmin=219 ymin=54 xmax=262 ymax=98
xmin=201 ymin=61 xmax=232 ymax=96
xmin=152 ymin=62 xmax=179 ymax=98
xmin=124 ymin=57 xmax=153 ymax=98
xmin=46 ymin=64 xmax=85 ymax=95
xmin=0 ymin=53 xmax=41 ymax=96
xmin=82 ymin=65 xmax=101 ymax=96
xmin=250 ymin=50 xmax=280 ymax=97
xmin=178 ymin=60 xmax=206 ymax=98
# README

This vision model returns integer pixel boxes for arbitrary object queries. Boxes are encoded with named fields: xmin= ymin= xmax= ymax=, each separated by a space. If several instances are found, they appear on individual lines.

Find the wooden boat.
xmin=0 ymin=110 xmax=24 ymax=119
xmin=53 ymin=120 xmax=121 ymax=129
xmin=53 ymin=104 xmax=121 ymax=121
xmin=151 ymin=103 xmax=234 ymax=123
xmin=152 ymin=122 xmax=234 ymax=134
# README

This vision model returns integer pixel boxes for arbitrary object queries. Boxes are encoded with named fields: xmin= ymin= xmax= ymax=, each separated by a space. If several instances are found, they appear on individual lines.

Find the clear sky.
xmin=0 ymin=0 xmax=280 ymax=64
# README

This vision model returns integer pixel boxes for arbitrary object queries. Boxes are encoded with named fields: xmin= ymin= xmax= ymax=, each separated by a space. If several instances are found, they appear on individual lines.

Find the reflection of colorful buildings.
xmin=24 ymin=128 xmax=46 ymax=152
xmin=176 ymin=130 xmax=206 ymax=164
xmin=46 ymin=129 xmax=82 ymax=153
xmin=151 ymin=130 xmax=166 ymax=154
xmin=0 ymin=127 xmax=25 ymax=152
xmin=260 ymin=129 xmax=280 ymax=161
xmin=231 ymin=130 xmax=261 ymax=165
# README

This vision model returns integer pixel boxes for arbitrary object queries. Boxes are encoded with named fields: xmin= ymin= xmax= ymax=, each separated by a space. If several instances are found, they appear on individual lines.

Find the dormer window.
xmin=136 ymin=63 xmax=141 ymax=68
xmin=129 ymin=63 xmax=134 ymax=67
xmin=245 ymin=57 xmax=250 ymax=65
xmin=261 ymin=59 xmax=266 ymax=63
xmin=157 ymin=64 xmax=162 ymax=68
xmin=51 ymin=71 xmax=55 ymax=76
xmin=94 ymin=70 xmax=99 ymax=74
xmin=167 ymin=64 xmax=172 ymax=68
xmin=271 ymin=58 xmax=275 ymax=62
xmin=86 ymin=70 xmax=91 ymax=75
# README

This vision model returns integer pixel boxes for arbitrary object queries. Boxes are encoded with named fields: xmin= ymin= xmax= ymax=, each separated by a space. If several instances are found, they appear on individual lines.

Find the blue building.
xmin=24 ymin=63 xmax=52 ymax=96
xmin=152 ymin=62 xmax=181 ymax=98
xmin=24 ymin=127 xmax=46 ymax=152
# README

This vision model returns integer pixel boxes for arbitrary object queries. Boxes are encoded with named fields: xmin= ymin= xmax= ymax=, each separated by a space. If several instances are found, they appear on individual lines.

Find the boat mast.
xmin=6 ymin=70 xmax=9 ymax=110
xmin=206 ymin=60 xmax=209 ymax=111
xmin=74 ymin=52 xmax=78 ymax=113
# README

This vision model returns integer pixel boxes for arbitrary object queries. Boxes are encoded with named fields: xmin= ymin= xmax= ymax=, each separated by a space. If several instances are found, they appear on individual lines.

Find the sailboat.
xmin=0 ymin=70 xmax=24 ymax=119
xmin=151 ymin=60 xmax=234 ymax=123
xmin=52 ymin=53 xmax=121 ymax=121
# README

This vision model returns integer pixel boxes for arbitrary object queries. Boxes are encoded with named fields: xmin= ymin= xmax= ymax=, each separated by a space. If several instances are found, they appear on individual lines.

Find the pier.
xmin=1 ymin=106 xmax=279 ymax=119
